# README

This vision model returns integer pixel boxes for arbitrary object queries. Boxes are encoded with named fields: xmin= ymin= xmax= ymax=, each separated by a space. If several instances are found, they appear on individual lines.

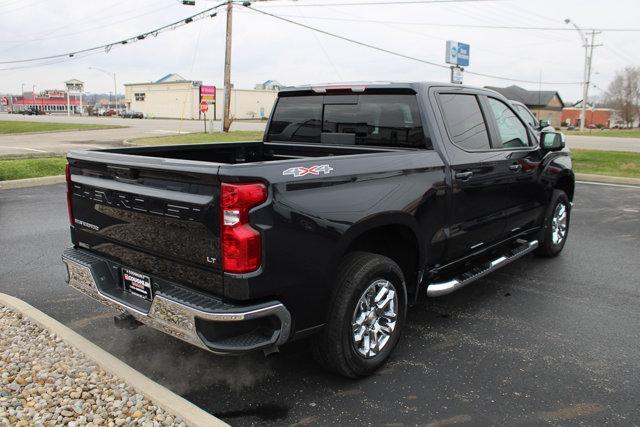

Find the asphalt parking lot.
xmin=1 ymin=182 xmax=639 ymax=425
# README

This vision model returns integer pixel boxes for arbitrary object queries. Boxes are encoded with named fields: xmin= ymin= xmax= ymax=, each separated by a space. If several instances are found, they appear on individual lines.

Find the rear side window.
xmin=267 ymin=94 xmax=428 ymax=149
xmin=438 ymin=94 xmax=490 ymax=150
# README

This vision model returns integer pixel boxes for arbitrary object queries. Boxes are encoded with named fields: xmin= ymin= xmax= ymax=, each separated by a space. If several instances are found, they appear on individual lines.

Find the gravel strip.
xmin=0 ymin=306 xmax=186 ymax=427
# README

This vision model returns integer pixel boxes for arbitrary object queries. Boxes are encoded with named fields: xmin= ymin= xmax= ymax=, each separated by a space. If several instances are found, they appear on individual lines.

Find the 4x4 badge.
xmin=283 ymin=165 xmax=334 ymax=178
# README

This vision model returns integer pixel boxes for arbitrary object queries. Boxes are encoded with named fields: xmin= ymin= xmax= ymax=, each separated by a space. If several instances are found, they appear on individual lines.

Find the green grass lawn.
xmin=572 ymin=149 xmax=640 ymax=178
xmin=129 ymin=131 xmax=263 ymax=146
xmin=0 ymin=120 xmax=123 ymax=135
xmin=564 ymin=129 xmax=640 ymax=138
xmin=0 ymin=157 xmax=66 ymax=181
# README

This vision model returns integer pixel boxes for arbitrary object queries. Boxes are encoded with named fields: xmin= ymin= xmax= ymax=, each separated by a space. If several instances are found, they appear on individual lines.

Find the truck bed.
xmin=97 ymin=141 xmax=395 ymax=165
xmin=65 ymin=140 xmax=407 ymax=303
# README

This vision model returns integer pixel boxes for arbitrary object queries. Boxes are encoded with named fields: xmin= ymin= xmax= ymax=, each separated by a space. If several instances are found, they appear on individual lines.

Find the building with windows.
xmin=561 ymin=104 xmax=614 ymax=128
xmin=10 ymin=90 xmax=83 ymax=114
xmin=485 ymin=85 xmax=565 ymax=127
xmin=124 ymin=73 xmax=278 ymax=120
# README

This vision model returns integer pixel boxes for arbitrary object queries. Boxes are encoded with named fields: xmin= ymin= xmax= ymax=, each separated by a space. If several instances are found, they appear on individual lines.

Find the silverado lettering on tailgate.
xmin=71 ymin=182 xmax=203 ymax=222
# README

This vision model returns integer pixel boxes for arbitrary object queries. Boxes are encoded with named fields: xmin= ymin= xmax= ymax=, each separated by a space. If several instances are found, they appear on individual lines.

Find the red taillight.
xmin=65 ymin=163 xmax=74 ymax=226
xmin=220 ymin=182 xmax=267 ymax=273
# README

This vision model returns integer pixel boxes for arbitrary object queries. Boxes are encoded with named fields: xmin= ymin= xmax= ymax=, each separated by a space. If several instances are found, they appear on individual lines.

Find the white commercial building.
xmin=124 ymin=74 xmax=278 ymax=120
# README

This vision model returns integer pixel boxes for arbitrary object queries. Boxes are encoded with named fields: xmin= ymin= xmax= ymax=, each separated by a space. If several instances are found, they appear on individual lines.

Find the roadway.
xmin=0 ymin=114 xmax=265 ymax=156
xmin=1 ymin=113 xmax=640 ymax=156
xmin=565 ymin=134 xmax=640 ymax=152
xmin=1 ymin=182 xmax=639 ymax=425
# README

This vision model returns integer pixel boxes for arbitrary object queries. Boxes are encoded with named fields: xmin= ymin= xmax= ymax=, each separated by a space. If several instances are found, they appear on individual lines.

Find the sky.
xmin=0 ymin=0 xmax=639 ymax=103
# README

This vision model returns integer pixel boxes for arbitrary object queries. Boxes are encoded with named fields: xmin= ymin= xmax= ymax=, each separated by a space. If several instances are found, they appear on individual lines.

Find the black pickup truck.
xmin=62 ymin=82 xmax=574 ymax=378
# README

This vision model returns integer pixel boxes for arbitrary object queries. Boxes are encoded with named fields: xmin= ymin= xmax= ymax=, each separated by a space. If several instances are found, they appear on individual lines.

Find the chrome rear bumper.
xmin=62 ymin=248 xmax=291 ymax=354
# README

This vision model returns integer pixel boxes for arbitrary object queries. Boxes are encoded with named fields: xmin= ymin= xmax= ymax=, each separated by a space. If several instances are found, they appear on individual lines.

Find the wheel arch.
xmin=555 ymin=172 xmax=575 ymax=201
xmin=336 ymin=213 xmax=424 ymax=298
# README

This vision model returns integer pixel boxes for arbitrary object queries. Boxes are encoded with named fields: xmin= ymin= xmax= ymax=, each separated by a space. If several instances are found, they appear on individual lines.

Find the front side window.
xmin=488 ymin=98 xmax=529 ymax=148
xmin=515 ymin=104 xmax=537 ymax=128
xmin=438 ymin=93 xmax=490 ymax=150
xmin=267 ymin=93 xmax=428 ymax=149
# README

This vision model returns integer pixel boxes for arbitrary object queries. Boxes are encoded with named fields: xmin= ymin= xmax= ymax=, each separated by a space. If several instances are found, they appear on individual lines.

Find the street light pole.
xmin=89 ymin=67 xmax=118 ymax=112
xmin=565 ymin=19 xmax=601 ymax=131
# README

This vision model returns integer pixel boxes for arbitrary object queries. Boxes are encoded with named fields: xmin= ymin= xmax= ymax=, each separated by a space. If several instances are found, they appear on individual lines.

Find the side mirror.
xmin=541 ymin=131 xmax=565 ymax=151
xmin=539 ymin=119 xmax=551 ymax=128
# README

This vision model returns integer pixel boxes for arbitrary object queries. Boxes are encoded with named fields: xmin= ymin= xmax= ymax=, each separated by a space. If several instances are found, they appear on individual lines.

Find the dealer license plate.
xmin=122 ymin=269 xmax=153 ymax=301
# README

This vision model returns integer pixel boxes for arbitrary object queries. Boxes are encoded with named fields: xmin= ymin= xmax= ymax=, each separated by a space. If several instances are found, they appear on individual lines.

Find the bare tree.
xmin=605 ymin=66 xmax=640 ymax=128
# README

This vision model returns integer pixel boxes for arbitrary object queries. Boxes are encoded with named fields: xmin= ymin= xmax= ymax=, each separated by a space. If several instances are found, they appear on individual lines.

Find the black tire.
xmin=535 ymin=189 xmax=571 ymax=257
xmin=313 ymin=252 xmax=407 ymax=378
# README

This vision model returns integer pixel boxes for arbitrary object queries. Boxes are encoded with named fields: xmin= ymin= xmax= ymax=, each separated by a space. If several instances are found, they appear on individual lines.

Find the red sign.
xmin=200 ymin=101 xmax=209 ymax=113
xmin=200 ymin=85 xmax=216 ymax=103
xmin=44 ymin=90 xmax=66 ymax=99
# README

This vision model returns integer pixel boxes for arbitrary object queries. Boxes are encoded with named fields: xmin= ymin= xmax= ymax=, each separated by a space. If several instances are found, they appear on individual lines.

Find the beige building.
xmin=124 ymin=73 xmax=278 ymax=120
xmin=485 ymin=85 xmax=565 ymax=127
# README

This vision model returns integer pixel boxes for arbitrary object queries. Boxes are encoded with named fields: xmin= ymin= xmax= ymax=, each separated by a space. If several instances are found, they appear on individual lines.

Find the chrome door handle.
xmin=455 ymin=171 xmax=474 ymax=180
xmin=509 ymin=163 xmax=522 ymax=172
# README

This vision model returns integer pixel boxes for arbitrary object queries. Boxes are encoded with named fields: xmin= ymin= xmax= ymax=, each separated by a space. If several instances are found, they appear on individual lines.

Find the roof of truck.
xmin=279 ymin=81 xmax=488 ymax=93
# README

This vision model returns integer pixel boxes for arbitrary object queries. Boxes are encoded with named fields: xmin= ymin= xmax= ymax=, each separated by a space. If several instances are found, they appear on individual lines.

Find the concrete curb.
xmin=0 ymin=175 xmax=65 ymax=190
xmin=575 ymin=173 xmax=640 ymax=186
xmin=0 ymin=293 xmax=227 ymax=427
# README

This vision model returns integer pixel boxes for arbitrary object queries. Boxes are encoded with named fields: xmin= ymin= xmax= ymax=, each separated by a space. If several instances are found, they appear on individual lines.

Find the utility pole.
xmin=565 ymin=19 xmax=602 ymax=131
xmin=582 ymin=30 xmax=602 ymax=130
xmin=222 ymin=1 xmax=233 ymax=132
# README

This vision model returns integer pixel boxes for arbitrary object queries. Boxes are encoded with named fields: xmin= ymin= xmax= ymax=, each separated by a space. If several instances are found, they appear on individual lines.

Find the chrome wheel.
xmin=551 ymin=202 xmax=568 ymax=245
xmin=351 ymin=279 xmax=398 ymax=358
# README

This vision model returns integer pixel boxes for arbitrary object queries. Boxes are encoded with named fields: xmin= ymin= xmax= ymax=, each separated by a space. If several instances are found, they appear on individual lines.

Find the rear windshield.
xmin=266 ymin=93 xmax=429 ymax=149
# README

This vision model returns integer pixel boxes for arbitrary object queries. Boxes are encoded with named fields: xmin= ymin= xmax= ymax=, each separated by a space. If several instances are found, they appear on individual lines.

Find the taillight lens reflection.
xmin=220 ymin=182 xmax=267 ymax=273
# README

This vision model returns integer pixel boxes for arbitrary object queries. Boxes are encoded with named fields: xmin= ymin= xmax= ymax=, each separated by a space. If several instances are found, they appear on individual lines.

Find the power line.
xmin=242 ymin=4 xmax=582 ymax=85
xmin=0 ymin=2 xmax=176 ymax=46
xmin=257 ymin=0 xmax=502 ymax=6
xmin=269 ymin=13 xmax=640 ymax=32
xmin=0 ymin=1 xmax=227 ymax=65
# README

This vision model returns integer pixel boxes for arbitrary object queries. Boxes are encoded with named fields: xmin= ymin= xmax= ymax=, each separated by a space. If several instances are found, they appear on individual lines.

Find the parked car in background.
xmin=121 ymin=111 xmax=143 ymax=119
xmin=20 ymin=106 xmax=45 ymax=115
xmin=102 ymin=109 xmax=118 ymax=117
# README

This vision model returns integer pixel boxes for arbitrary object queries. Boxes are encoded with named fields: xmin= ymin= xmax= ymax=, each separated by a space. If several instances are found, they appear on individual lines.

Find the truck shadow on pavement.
xmin=88 ymin=252 xmax=616 ymax=426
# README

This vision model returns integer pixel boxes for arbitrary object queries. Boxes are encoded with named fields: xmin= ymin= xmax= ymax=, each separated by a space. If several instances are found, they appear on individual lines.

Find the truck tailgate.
xmin=67 ymin=153 xmax=223 ymax=296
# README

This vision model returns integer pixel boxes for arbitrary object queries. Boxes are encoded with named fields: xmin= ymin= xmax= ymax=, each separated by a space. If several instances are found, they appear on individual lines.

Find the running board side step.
xmin=426 ymin=239 xmax=538 ymax=297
